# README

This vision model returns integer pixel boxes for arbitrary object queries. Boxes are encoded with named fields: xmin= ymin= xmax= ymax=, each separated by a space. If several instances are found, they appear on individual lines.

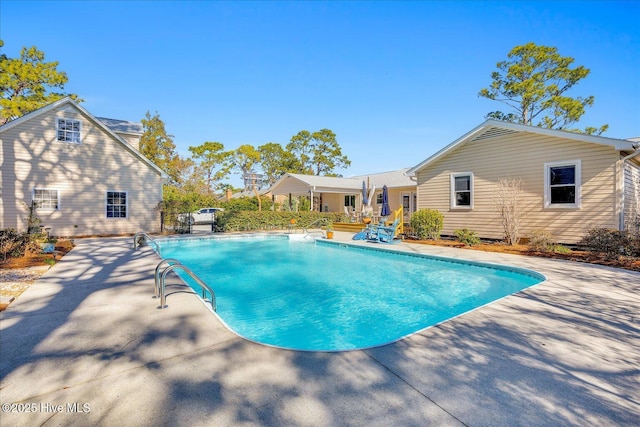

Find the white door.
xmin=401 ymin=192 xmax=417 ymax=223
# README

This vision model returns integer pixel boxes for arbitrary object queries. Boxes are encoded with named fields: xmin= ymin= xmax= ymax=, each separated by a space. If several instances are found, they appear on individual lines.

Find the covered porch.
xmin=268 ymin=171 xmax=416 ymax=237
xmin=269 ymin=173 xmax=378 ymax=222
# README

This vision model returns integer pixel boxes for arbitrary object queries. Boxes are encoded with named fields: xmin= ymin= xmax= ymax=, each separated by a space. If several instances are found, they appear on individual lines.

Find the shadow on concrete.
xmin=1 ymin=237 xmax=639 ymax=426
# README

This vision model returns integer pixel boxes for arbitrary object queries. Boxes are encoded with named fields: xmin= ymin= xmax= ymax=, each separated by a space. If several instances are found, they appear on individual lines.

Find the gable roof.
xmin=407 ymin=120 xmax=640 ymax=175
xmin=269 ymin=169 xmax=416 ymax=196
xmin=270 ymin=173 xmax=363 ymax=195
xmin=0 ymin=97 xmax=168 ymax=179
xmin=351 ymin=168 xmax=415 ymax=188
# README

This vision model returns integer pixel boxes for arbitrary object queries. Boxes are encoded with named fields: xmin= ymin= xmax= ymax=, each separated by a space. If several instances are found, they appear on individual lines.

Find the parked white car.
xmin=183 ymin=207 xmax=224 ymax=225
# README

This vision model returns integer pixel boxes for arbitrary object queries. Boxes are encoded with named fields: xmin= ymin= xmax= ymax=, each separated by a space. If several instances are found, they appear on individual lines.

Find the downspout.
xmin=619 ymin=146 xmax=640 ymax=231
xmin=408 ymin=173 xmax=418 ymax=209
xmin=310 ymin=186 xmax=316 ymax=211
xmin=622 ymin=146 xmax=640 ymax=161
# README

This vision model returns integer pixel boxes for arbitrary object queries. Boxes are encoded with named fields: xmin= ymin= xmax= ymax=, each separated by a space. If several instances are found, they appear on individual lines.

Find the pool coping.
xmin=157 ymin=234 xmax=547 ymax=352
xmin=1 ymin=231 xmax=638 ymax=426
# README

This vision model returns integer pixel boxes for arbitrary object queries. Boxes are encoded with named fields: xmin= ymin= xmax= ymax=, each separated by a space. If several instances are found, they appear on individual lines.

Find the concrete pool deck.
xmin=1 ymin=231 xmax=638 ymax=426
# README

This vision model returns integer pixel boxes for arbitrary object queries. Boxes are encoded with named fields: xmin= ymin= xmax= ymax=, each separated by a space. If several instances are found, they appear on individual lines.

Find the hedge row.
xmin=216 ymin=211 xmax=348 ymax=232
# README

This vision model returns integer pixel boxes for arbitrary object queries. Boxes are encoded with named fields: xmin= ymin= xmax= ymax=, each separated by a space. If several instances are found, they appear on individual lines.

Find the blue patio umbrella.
xmin=380 ymin=185 xmax=391 ymax=217
xmin=362 ymin=181 xmax=368 ymax=206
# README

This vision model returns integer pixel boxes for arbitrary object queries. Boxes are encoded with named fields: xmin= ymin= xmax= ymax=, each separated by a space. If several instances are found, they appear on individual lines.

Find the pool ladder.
xmin=154 ymin=258 xmax=217 ymax=311
xmin=134 ymin=233 xmax=216 ymax=312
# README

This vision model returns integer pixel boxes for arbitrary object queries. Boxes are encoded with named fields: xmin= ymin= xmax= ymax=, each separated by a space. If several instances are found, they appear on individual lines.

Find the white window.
xmin=33 ymin=189 xmax=59 ymax=210
xmin=106 ymin=191 xmax=127 ymax=218
xmin=57 ymin=118 xmax=81 ymax=143
xmin=450 ymin=172 xmax=473 ymax=209
xmin=344 ymin=195 xmax=355 ymax=209
xmin=544 ymin=160 xmax=581 ymax=209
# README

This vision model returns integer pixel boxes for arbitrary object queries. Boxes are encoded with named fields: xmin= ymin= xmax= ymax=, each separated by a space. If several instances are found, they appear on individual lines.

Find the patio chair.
xmin=353 ymin=219 xmax=383 ymax=241
xmin=367 ymin=217 xmax=401 ymax=243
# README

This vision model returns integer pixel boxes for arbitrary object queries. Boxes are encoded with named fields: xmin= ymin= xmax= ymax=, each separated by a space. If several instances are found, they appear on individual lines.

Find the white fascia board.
xmin=0 ymin=97 xmax=168 ymax=179
xmin=0 ymin=97 xmax=72 ymax=133
xmin=67 ymin=100 xmax=168 ymax=179
xmin=407 ymin=119 xmax=636 ymax=176
xmin=484 ymin=120 xmax=636 ymax=150
xmin=407 ymin=122 xmax=489 ymax=175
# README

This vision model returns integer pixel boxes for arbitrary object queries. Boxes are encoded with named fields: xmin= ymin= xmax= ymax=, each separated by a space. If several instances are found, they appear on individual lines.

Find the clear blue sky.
xmin=2 ymin=0 xmax=639 ymax=186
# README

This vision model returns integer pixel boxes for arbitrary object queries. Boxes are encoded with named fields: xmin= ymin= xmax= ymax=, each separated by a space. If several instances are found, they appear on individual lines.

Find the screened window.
xmin=106 ymin=191 xmax=127 ymax=218
xmin=450 ymin=173 xmax=473 ymax=208
xmin=545 ymin=161 xmax=581 ymax=208
xmin=33 ymin=189 xmax=59 ymax=210
xmin=57 ymin=118 xmax=81 ymax=143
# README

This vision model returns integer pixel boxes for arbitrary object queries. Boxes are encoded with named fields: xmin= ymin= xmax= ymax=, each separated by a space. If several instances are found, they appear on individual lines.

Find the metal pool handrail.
xmin=158 ymin=261 xmax=217 ymax=312
xmin=154 ymin=258 xmax=182 ymax=298
xmin=302 ymin=217 xmax=330 ymax=235
xmin=133 ymin=232 xmax=160 ymax=252
xmin=304 ymin=231 xmax=325 ymax=240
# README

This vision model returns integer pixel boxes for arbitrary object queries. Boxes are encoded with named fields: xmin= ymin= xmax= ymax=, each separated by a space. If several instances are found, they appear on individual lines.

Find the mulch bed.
xmin=0 ymin=240 xmax=75 ymax=310
xmin=0 ymin=240 xmax=74 ymax=269
xmin=406 ymin=238 xmax=640 ymax=272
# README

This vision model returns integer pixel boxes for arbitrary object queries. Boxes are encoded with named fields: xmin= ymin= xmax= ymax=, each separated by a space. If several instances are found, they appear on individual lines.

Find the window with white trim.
xmin=33 ymin=189 xmax=59 ymax=210
xmin=450 ymin=172 xmax=473 ymax=208
xmin=56 ymin=118 xmax=81 ymax=143
xmin=106 ymin=191 xmax=127 ymax=218
xmin=544 ymin=160 xmax=581 ymax=208
xmin=344 ymin=195 xmax=355 ymax=209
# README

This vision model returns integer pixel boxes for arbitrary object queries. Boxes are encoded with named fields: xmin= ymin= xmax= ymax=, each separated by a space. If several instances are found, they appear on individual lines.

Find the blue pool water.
xmin=157 ymin=236 xmax=544 ymax=351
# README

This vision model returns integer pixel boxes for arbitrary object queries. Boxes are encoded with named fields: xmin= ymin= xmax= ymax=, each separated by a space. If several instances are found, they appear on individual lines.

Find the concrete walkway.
xmin=1 ymin=232 xmax=638 ymax=426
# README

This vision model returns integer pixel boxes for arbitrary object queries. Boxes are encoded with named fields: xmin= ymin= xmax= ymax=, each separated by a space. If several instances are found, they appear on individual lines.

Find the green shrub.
xmin=0 ymin=229 xmax=33 ymax=262
xmin=629 ymin=235 xmax=640 ymax=257
xmin=216 ymin=211 xmax=345 ymax=232
xmin=218 ymin=196 xmax=274 ymax=212
xmin=627 ymin=216 xmax=640 ymax=257
xmin=527 ymin=230 xmax=555 ymax=252
xmin=410 ymin=209 xmax=444 ymax=240
xmin=552 ymin=244 xmax=572 ymax=254
xmin=578 ymin=228 xmax=630 ymax=260
xmin=454 ymin=228 xmax=480 ymax=246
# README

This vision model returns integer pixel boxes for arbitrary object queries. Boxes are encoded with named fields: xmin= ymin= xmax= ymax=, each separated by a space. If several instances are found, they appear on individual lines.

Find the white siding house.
xmin=407 ymin=120 xmax=640 ymax=244
xmin=0 ymin=98 xmax=167 ymax=237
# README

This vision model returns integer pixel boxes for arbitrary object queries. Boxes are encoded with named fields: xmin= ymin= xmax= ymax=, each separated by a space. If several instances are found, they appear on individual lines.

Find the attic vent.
xmin=471 ymin=127 xmax=518 ymax=141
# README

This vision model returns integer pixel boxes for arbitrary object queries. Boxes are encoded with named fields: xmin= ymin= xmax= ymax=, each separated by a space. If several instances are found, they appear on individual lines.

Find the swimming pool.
xmin=156 ymin=235 xmax=545 ymax=351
